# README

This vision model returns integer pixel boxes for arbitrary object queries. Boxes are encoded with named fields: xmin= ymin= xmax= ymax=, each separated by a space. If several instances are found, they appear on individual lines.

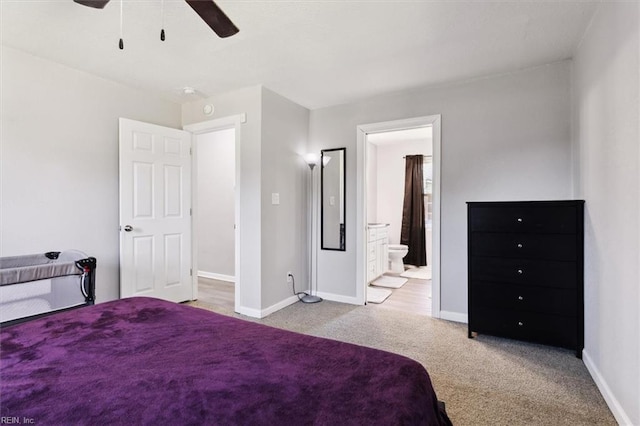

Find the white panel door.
xmin=119 ymin=118 xmax=192 ymax=302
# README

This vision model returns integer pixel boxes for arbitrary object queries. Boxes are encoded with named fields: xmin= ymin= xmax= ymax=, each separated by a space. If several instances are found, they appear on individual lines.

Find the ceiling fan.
xmin=73 ymin=0 xmax=239 ymax=39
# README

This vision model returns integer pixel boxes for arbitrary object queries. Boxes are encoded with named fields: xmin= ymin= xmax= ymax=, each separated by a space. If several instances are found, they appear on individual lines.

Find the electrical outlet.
xmin=286 ymin=272 xmax=293 ymax=283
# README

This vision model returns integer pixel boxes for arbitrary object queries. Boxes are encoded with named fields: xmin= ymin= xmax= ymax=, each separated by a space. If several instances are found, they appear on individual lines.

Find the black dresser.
xmin=467 ymin=200 xmax=584 ymax=357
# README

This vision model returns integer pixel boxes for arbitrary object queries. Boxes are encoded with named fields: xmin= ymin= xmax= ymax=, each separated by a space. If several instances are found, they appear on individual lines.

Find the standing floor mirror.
xmin=321 ymin=148 xmax=346 ymax=251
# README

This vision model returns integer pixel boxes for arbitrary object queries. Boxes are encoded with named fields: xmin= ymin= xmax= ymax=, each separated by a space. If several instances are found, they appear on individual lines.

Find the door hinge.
xmin=190 ymin=268 xmax=193 ymax=276
xmin=190 ymin=147 xmax=193 ymax=155
xmin=190 ymin=208 xmax=193 ymax=216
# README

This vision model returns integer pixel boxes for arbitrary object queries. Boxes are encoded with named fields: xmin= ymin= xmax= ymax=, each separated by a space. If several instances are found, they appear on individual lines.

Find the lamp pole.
xmin=302 ymin=154 xmax=322 ymax=304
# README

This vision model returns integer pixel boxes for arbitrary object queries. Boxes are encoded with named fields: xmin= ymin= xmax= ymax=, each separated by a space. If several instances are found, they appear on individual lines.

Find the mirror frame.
xmin=320 ymin=148 xmax=346 ymax=251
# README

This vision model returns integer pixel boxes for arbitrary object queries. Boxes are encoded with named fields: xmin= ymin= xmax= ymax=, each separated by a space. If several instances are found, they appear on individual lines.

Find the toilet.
xmin=388 ymin=244 xmax=409 ymax=273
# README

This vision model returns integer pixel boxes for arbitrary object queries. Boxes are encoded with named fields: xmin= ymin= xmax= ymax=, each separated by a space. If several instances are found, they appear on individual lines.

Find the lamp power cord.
xmin=289 ymin=273 xmax=309 ymax=301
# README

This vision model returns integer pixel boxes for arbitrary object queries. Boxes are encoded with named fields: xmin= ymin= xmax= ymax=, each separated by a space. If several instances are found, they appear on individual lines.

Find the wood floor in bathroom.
xmin=368 ymin=275 xmax=432 ymax=316
xmin=197 ymin=275 xmax=432 ymax=316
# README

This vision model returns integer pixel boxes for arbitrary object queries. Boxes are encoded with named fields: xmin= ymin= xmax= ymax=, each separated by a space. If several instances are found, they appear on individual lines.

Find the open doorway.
xmin=194 ymin=128 xmax=236 ymax=311
xmin=356 ymin=115 xmax=442 ymax=318
xmin=366 ymin=127 xmax=433 ymax=315
xmin=184 ymin=113 xmax=244 ymax=313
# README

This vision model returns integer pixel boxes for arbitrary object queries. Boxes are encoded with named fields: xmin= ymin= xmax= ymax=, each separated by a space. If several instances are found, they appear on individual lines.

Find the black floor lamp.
xmin=302 ymin=153 xmax=322 ymax=304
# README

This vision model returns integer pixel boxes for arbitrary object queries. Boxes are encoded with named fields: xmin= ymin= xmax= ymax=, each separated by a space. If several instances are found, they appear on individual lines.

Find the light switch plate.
xmin=271 ymin=193 xmax=280 ymax=205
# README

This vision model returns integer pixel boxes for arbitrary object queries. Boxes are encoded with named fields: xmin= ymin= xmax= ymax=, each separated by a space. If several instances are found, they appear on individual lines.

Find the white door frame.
xmin=356 ymin=115 xmax=442 ymax=317
xmin=184 ymin=113 xmax=246 ymax=313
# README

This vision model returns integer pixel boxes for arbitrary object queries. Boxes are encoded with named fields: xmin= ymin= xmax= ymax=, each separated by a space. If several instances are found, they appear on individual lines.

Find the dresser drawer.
xmin=471 ymin=282 xmax=577 ymax=316
xmin=470 ymin=256 xmax=577 ymax=288
xmin=471 ymin=308 xmax=577 ymax=349
xmin=469 ymin=205 xmax=577 ymax=234
xmin=470 ymin=233 xmax=577 ymax=261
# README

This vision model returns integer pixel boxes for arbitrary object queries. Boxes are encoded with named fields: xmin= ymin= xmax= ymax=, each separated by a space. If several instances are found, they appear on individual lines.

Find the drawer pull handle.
xmin=517 ymin=269 xmax=523 ymax=275
xmin=518 ymin=296 xmax=524 ymax=301
xmin=517 ymin=243 xmax=523 ymax=248
xmin=517 ymin=218 xmax=523 ymax=223
xmin=517 ymin=321 xmax=524 ymax=326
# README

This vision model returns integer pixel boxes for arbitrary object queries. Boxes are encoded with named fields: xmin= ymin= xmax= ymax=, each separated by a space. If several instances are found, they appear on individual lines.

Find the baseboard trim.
xmin=236 ymin=295 xmax=299 ymax=319
xmin=440 ymin=310 xmax=468 ymax=323
xmin=198 ymin=271 xmax=235 ymax=283
xmin=256 ymin=292 xmax=363 ymax=317
xmin=236 ymin=306 xmax=261 ymax=318
xmin=582 ymin=350 xmax=633 ymax=425
xmin=260 ymin=295 xmax=300 ymax=318
xmin=237 ymin=291 xmax=363 ymax=318
xmin=316 ymin=291 xmax=363 ymax=305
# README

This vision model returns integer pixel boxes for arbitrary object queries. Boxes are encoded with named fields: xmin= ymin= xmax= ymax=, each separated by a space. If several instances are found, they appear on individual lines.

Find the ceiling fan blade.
xmin=185 ymin=0 xmax=239 ymax=38
xmin=73 ymin=0 xmax=110 ymax=9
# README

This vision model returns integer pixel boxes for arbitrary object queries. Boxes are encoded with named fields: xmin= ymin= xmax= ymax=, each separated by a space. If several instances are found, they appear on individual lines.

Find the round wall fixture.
xmin=203 ymin=104 xmax=214 ymax=116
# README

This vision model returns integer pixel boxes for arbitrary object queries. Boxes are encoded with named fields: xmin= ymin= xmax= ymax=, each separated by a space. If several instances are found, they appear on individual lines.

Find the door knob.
xmin=124 ymin=225 xmax=133 ymax=232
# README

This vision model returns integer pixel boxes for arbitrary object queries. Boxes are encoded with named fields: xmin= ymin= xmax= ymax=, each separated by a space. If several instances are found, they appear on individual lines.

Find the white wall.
xmin=309 ymin=61 xmax=573 ymax=314
xmin=373 ymin=137 xmax=432 ymax=246
xmin=182 ymin=86 xmax=309 ymax=316
xmin=572 ymin=3 xmax=640 ymax=424
xmin=260 ymin=88 xmax=310 ymax=310
xmin=196 ymin=128 xmax=235 ymax=278
xmin=0 ymin=46 xmax=181 ymax=303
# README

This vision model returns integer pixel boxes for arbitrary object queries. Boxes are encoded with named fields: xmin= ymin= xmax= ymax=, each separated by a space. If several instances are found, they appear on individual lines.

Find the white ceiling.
xmin=0 ymin=0 xmax=598 ymax=109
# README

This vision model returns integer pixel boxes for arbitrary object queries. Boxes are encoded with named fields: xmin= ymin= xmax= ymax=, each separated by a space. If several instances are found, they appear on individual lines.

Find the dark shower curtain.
xmin=400 ymin=155 xmax=427 ymax=267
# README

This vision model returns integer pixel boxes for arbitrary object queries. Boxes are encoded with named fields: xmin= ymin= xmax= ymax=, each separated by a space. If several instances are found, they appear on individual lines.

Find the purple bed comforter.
xmin=1 ymin=297 xmax=451 ymax=425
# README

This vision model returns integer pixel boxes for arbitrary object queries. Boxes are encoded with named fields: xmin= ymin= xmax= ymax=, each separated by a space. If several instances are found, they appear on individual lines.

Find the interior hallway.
xmin=197 ymin=277 xmax=234 ymax=310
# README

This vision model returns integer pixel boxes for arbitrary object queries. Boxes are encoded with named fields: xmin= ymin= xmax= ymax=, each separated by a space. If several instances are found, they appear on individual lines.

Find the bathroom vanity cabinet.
xmin=467 ymin=200 xmax=584 ymax=357
xmin=367 ymin=225 xmax=389 ymax=283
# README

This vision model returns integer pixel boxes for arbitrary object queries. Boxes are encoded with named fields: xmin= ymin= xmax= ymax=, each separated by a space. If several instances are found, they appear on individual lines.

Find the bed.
xmin=1 ymin=297 xmax=452 ymax=425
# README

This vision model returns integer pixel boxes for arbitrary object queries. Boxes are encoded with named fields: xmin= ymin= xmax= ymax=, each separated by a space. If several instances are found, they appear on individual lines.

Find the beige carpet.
xmin=186 ymin=300 xmax=615 ymax=426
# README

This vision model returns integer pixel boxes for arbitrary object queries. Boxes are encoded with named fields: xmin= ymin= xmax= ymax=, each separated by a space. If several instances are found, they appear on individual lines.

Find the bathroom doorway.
xmin=356 ymin=115 xmax=441 ymax=317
